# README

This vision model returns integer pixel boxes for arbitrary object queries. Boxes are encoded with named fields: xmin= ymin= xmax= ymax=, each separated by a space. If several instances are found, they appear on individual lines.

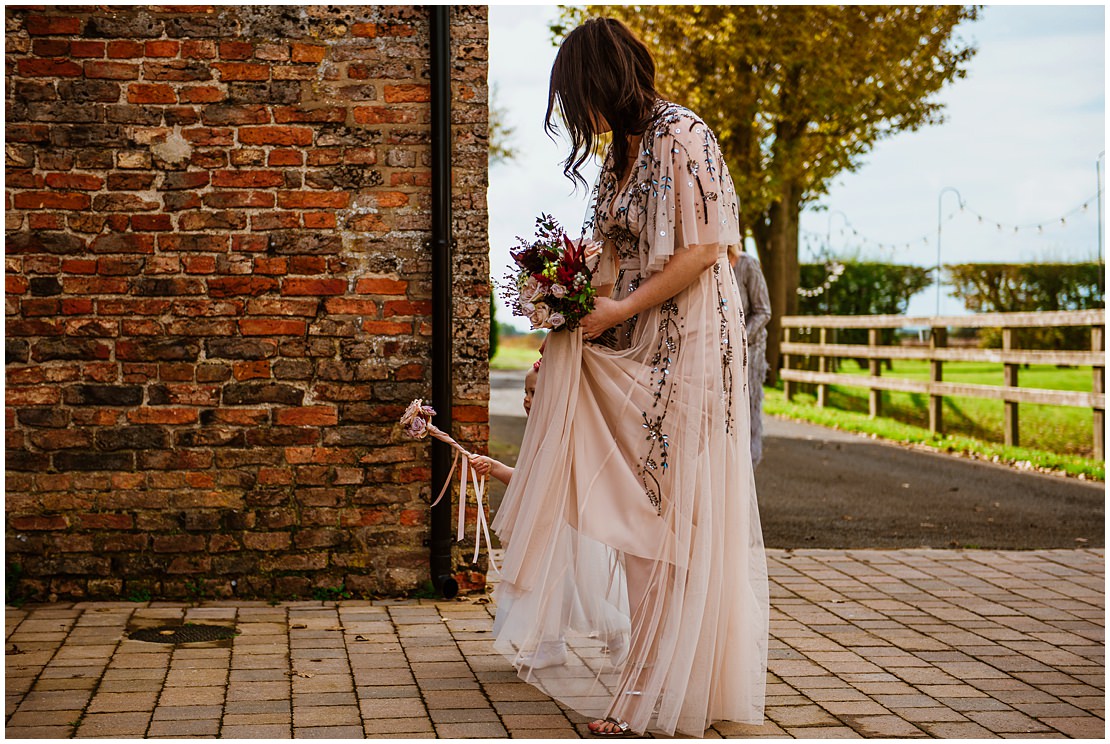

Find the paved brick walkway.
xmin=5 ymin=549 xmax=1104 ymax=738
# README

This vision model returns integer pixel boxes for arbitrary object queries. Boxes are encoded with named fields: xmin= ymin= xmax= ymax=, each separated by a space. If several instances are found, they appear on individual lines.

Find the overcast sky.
xmin=487 ymin=3 xmax=1105 ymax=323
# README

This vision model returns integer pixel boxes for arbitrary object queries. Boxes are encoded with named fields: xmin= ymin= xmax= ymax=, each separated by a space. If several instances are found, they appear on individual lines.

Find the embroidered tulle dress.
xmin=491 ymin=101 xmax=769 ymax=737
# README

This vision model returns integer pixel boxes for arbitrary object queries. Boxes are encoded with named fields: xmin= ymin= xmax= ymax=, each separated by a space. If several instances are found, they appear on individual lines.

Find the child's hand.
xmin=468 ymin=454 xmax=493 ymax=476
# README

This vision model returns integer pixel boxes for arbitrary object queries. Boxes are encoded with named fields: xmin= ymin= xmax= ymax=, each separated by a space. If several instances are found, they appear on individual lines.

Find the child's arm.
xmin=468 ymin=454 xmax=514 ymax=485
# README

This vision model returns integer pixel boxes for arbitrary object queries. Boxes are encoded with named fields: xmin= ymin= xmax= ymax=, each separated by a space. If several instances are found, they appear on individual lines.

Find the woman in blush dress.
xmin=490 ymin=17 xmax=768 ymax=738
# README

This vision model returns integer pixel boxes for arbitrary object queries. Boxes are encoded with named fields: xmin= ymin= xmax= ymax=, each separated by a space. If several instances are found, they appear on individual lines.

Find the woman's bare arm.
xmin=579 ymin=243 xmax=719 ymax=339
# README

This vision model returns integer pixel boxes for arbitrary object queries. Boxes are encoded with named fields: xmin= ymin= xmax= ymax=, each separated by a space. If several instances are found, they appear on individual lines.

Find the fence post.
xmin=868 ymin=328 xmax=882 ymax=418
xmin=783 ymin=326 xmax=794 ymax=402
xmin=1094 ymin=324 xmax=1105 ymax=461
xmin=1002 ymin=327 xmax=1019 ymax=447
xmin=817 ymin=327 xmax=828 ymax=408
xmin=929 ymin=326 xmax=946 ymax=435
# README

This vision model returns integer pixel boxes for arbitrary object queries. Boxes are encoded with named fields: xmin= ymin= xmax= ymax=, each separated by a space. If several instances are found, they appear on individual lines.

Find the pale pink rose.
xmin=400 ymin=398 xmax=424 ymax=428
xmin=405 ymin=416 xmax=429 ymax=439
xmin=400 ymin=398 xmax=435 ymax=439
xmin=520 ymin=276 xmax=542 ymax=302
xmin=548 ymin=312 xmax=565 ymax=328
xmin=550 ymin=283 xmax=567 ymax=299
xmin=521 ymin=301 xmax=536 ymax=317
xmin=529 ymin=302 xmax=551 ymax=329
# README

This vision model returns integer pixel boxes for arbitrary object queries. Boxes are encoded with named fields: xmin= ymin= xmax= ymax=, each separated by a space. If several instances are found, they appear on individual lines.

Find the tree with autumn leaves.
xmin=553 ymin=5 xmax=979 ymax=379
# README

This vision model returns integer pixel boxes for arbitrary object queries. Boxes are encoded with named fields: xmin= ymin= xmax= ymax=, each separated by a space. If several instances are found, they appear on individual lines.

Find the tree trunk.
xmin=759 ymin=180 xmax=801 ymax=385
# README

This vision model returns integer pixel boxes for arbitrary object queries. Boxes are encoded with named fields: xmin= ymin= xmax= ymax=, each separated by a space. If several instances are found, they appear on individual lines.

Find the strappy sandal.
xmin=588 ymin=718 xmax=636 ymax=737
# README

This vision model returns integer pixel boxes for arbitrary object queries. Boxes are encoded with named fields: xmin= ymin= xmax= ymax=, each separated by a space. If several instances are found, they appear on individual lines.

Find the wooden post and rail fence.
xmin=779 ymin=309 xmax=1106 ymax=460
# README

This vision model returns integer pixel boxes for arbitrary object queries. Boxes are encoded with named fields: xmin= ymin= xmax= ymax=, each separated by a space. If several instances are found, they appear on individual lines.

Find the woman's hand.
xmin=579 ymin=296 xmax=628 ymax=340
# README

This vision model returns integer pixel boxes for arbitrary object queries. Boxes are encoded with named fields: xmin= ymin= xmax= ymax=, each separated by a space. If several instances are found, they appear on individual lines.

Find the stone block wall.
xmin=4 ymin=5 xmax=490 ymax=601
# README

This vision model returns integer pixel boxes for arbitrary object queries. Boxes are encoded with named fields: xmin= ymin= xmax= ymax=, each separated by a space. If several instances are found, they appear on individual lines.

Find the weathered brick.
xmin=12 ymin=191 xmax=90 ymax=210
xmin=277 ymin=278 xmax=345 ymax=297
xmin=239 ymin=319 xmax=306 ymax=336
xmin=134 ymin=277 xmax=204 ymax=296
xmin=70 ymin=41 xmax=106 ymax=58
xmin=127 ymin=83 xmax=176 ymax=104
xmin=31 ymin=339 xmax=112 ymax=362
xmin=63 ymin=385 xmax=143 ymax=406
xmin=17 ymin=58 xmax=83 ymax=77
xmin=54 ymin=451 xmax=135 ymax=471
xmin=207 ymin=276 xmax=279 ymax=298
xmin=28 ymin=428 xmax=92 ymax=450
xmin=277 ymin=191 xmax=349 ymax=209
xmin=44 ymin=173 xmax=104 ymax=191
xmin=211 ymin=170 xmax=284 ymax=188
xmin=116 ymin=338 xmax=201 ymax=362
xmin=238 ymin=126 xmax=313 ymax=146
xmin=179 ymin=85 xmax=225 ymax=103
xmin=78 ymin=513 xmax=134 ymax=530
xmin=25 ymin=15 xmax=86 ymax=35
xmin=107 ymin=40 xmax=145 ymax=58
xmin=351 ymin=22 xmax=417 ymax=38
xmin=153 ymin=534 xmax=206 ymax=553
xmin=222 ymin=382 xmax=304 ymax=406
xmin=384 ymin=84 xmax=431 ymax=103
xmin=89 ymin=233 xmax=155 ymax=255
xmin=290 ymin=43 xmax=327 ymax=63
xmin=275 ymin=406 xmax=339 ymax=427
xmin=9 ymin=515 xmax=69 ymax=531
xmin=109 ymin=172 xmax=157 ymax=190
xmin=212 ymin=62 xmax=269 ymax=81
xmin=84 ymin=61 xmax=140 ymax=80
xmin=145 ymin=40 xmax=181 ymax=57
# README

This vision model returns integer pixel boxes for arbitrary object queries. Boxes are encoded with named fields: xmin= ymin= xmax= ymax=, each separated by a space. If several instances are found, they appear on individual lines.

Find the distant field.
xmin=792 ymin=360 xmax=1096 ymax=457
xmin=491 ymin=333 xmax=545 ymax=370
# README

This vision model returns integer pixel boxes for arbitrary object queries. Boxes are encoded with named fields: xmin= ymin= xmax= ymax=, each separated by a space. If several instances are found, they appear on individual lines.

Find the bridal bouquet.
xmin=400 ymin=399 xmax=497 ymax=572
xmin=503 ymin=214 xmax=601 ymax=331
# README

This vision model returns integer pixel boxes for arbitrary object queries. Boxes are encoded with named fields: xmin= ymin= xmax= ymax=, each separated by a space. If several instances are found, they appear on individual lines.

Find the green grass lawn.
xmin=766 ymin=359 xmax=1103 ymax=480
xmin=819 ymin=360 xmax=1096 ymax=456
xmin=490 ymin=333 xmax=545 ymax=370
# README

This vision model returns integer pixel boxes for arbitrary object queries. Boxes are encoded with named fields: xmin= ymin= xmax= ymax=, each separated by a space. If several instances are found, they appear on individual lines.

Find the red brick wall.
xmin=5 ymin=5 xmax=490 ymax=601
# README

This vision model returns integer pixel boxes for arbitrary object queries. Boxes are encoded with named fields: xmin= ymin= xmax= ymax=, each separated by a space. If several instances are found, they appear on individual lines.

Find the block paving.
xmin=5 ymin=549 xmax=1103 ymax=738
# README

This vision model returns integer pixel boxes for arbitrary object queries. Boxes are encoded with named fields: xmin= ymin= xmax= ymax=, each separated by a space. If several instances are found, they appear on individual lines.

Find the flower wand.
xmin=399 ymin=399 xmax=498 ymax=573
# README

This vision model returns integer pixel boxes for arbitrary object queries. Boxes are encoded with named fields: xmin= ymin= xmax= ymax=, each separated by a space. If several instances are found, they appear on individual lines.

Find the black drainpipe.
xmin=428 ymin=5 xmax=458 ymax=599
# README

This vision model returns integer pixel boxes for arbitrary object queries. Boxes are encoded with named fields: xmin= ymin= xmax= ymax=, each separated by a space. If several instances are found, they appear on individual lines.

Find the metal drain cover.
xmin=129 ymin=624 xmax=237 ymax=644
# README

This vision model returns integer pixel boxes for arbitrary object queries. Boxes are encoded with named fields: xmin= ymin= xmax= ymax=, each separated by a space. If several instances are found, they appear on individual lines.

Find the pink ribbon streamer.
xmin=425 ymin=424 xmax=500 ymax=574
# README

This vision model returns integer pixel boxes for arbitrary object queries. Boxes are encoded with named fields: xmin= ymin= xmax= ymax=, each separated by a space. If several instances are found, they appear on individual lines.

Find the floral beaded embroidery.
xmin=589 ymin=100 xmax=740 ymax=510
xmin=640 ymin=298 xmax=680 ymax=513
xmin=714 ymin=263 xmax=735 ymax=435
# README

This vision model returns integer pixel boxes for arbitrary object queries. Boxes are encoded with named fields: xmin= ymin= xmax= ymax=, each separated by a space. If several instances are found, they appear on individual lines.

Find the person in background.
xmin=730 ymin=245 xmax=771 ymax=466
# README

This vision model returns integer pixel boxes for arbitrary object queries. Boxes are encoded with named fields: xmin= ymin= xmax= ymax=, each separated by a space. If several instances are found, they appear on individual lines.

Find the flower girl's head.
xmin=523 ymin=359 xmax=541 ymax=416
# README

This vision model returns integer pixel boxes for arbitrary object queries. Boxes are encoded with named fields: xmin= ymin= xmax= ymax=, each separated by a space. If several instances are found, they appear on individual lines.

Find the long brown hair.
xmin=545 ymin=17 xmax=659 ymax=189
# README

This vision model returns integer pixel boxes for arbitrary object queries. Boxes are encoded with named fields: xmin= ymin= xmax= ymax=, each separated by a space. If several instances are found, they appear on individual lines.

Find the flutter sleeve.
xmin=641 ymin=113 xmax=742 ymax=276
xmin=591 ymin=235 xmax=618 ymax=289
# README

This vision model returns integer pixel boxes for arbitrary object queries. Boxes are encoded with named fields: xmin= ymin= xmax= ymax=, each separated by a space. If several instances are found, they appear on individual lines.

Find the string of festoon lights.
xmin=795 ymin=191 xmax=1099 ymax=298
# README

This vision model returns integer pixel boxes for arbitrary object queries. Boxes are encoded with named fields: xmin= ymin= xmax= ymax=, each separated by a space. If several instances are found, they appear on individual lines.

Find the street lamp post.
xmin=1097 ymin=151 xmax=1104 ymax=265
xmin=825 ymin=209 xmax=849 ymax=259
xmin=936 ymin=187 xmax=964 ymax=317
